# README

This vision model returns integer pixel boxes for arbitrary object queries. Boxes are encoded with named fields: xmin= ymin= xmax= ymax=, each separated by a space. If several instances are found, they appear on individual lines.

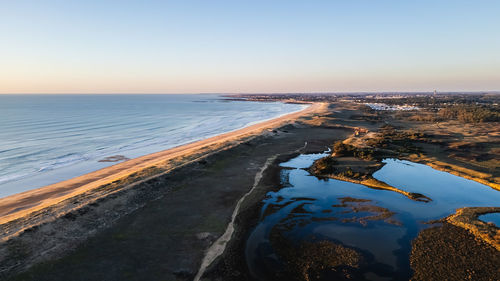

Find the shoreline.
xmin=0 ymin=100 xmax=310 ymax=198
xmin=0 ymin=102 xmax=325 ymax=227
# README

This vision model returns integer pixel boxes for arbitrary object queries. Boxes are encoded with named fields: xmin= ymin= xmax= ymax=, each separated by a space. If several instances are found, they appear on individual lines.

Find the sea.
xmin=0 ymin=94 xmax=306 ymax=198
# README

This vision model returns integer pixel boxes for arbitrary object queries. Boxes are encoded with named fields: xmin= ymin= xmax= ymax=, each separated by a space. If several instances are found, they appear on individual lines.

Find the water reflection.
xmin=479 ymin=213 xmax=500 ymax=226
xmin=245 ymin=153 xmax=500 ymax=280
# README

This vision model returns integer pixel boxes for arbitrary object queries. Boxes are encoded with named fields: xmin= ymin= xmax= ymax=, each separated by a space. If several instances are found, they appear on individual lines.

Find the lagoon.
xmin=246 ymin=153 xmax=500 ymax=280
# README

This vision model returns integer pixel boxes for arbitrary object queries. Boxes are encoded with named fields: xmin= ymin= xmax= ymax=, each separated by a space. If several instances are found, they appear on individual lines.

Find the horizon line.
xmin=1 ymin=90 xmax=500 ymax=95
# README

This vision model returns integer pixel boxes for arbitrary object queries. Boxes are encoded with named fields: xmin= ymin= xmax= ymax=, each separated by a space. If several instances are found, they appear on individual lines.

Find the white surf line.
xmin=193 ymin=154 xmax=277 ymax=281
xmin=193 ymin=142 xmax=308 ymax=281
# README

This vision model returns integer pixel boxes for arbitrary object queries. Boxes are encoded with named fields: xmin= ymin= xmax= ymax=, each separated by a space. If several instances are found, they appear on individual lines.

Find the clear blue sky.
xmin=1 ymin=0 xmax=499 ymax=93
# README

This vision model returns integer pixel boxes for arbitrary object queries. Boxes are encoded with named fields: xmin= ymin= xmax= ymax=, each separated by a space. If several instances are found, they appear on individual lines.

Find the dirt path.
xmin=194 ymin=154 xmax=278 ymax=281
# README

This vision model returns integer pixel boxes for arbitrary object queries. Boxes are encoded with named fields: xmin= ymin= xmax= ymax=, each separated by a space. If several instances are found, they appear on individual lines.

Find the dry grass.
xmin=446 ymin=207 xmax=500 ymax=251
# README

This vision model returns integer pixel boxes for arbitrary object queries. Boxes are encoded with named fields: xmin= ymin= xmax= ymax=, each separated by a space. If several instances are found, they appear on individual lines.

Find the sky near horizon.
xmin=1 ymin=0 xmax=499 ymax=94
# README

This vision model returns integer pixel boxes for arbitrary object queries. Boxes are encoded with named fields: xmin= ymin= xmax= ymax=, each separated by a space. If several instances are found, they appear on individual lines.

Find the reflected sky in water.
xmin=479 ymin=213 xmax=500 ymax=227
xmin=246 ymin=153 xmax=500 ymax=280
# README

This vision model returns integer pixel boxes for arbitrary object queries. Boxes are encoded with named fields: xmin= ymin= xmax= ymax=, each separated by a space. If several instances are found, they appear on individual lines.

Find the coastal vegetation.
xmin=437 ymin=104 xmax=500 ymax=123
xmin=269 ymin=231 xmax=362 ymax=281
xmin=410 ymin=222 xmax=500 ymax=281
xmin=310 ymin=141 xmax=432 ymax=202
xmin=332 ymin=141 xmax=377 ymax=160
xmin=446 ymin=207 xmax=500 ymax=251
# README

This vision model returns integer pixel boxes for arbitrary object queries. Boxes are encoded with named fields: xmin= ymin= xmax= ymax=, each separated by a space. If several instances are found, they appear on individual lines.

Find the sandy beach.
xmin=0 ymin=103 xmax=323 ymax=226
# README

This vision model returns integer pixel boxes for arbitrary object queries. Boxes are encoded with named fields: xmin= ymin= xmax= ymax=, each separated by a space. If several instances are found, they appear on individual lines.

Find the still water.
xmin=480 ymin=213 xmax=500 ymax=226
xmin=246 ymin=153 xmax=500 ymax=280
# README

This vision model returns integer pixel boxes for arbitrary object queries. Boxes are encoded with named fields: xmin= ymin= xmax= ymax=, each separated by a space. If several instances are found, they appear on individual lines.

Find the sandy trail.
xmin=0 ymin=103 xmax=324 ymax=225
xmin=193 ymin=154 xmax=278 ymax=281
xmin=193 ymin=141 xmax=309 ymax=281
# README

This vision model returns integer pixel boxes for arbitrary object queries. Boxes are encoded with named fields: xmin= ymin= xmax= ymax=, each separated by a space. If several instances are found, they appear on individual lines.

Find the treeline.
xmin=362 ymin=94 xmax=500 ymax=110
xmin=333 ymin=141 xmax=378 ymax=160
xmin=364 ymin=126 xmax=425 ymax=154
xmin=438 ymin=104 xmax=500 ymax=123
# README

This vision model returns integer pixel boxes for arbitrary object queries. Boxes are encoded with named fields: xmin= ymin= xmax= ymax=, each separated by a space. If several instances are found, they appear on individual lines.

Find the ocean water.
xmin=0 ymin=94 xmax=306 ymax=198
